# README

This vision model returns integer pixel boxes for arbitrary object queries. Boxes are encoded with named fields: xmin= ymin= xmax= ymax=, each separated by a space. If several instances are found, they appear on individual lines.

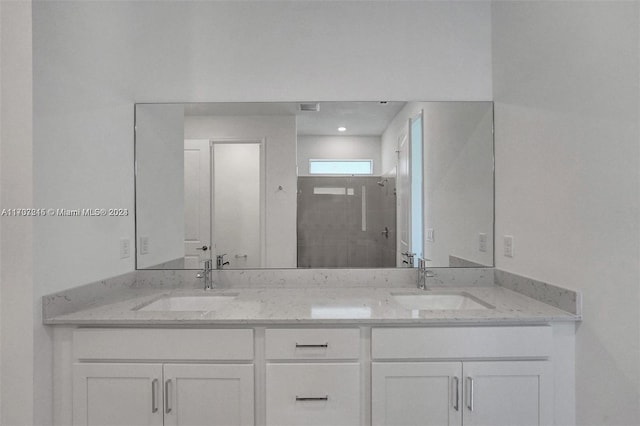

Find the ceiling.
xmin=183 ymin=101 xmax=406 ymax=136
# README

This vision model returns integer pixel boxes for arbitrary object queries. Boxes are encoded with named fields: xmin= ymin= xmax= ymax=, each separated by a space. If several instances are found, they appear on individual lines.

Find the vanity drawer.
xmin=265 ymin=328 xmax=360 ymax=360
xmin=73 ymin=328 xmax=254 ymax=360
xmin=266 ymin=363 xmax=360 ymax=426
xmin=372 ymin=326 xmax=552 ymax=359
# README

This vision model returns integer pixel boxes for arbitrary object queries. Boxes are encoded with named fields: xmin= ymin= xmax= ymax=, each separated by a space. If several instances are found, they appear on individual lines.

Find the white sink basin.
xmin=392 ymin=292 xmax=493 ymax=310
xmin=136 ymin=294 xmax=238 ymax=312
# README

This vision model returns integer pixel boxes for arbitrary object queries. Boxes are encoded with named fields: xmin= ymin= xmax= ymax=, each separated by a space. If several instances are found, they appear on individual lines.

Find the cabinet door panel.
xmin=463 ymin=361 xmax=552 ymax=426
xmin=372 ymin=362 xmax=462 ymax=426
xmin=163 ymin=364 xmax=254 ymax=426
xmin=73 ymin=363 xmax=163 ymax=426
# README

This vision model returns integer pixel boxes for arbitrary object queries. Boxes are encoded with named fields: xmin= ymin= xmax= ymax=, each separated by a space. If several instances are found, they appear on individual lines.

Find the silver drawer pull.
xmin=453 ymin=376 xmax=459 ymax=411
xmin=296 ymin=395 xmax=329 ymax=401
xmin=467 ymin=377 xmax=474 ymax=411
xmin=165 ymin=379 xmax=172 ymax=414
xmin=295 ymin=343 xmax=328 ymax=348
xmin=151 ymin=379 xmax=158 ymax=413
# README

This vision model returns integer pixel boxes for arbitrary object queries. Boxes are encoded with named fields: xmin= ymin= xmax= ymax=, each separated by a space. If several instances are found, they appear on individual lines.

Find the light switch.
xmin=426 ymin=228 xmax=435 ymax=242
xmin=120 ymin=238 xmax=130 ymax=259
xmin=479 ymin=233 xmax=487 ymax=252
xmin=504 ymin=235 xmax=514 ymax=258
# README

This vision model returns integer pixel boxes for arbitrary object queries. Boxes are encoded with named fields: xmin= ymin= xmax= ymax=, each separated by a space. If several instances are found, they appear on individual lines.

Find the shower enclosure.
xmin=297 ymin=176 xmax=396 ymax=268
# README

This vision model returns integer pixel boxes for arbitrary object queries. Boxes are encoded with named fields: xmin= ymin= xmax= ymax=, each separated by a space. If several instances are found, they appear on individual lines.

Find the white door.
xmin=372 ymin=362 xmax=462 ymax=426
xmin=73 ymin=363 xmax=163 ymax=426
xmin=212 ymin=141 xmax=264 ymax=268
xmin=396 ymin=131 xmax=411 ymax=266
xmin=163 ymin=364 xmax=254 ymax=426
xmin=463 ymin=361 xmax=553 ymax=426
xmin=184 ymin=139 xmax=211 ymax=269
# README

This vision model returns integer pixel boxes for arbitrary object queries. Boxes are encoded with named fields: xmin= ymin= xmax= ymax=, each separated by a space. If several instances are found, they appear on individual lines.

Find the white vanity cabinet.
xmin=71 ymin=329 xmax=255 ymax=426
xmin=264 ymin=328 xmax=361 ymax=426
xmin=371 ymin=326 xmax=554 ymax=426
xmin=54 ymin=323 xmax=574 ymax=426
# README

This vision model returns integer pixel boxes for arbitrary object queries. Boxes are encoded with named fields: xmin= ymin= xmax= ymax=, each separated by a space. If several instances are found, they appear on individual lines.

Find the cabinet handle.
xmin=453 ymin=376 xmax=459 ymax=411
xmin=165 ymin=379 xmax=172 ymax=414
xmin=296 ymin=395 xmax=329 ymax=401
xmin=295 ymin=343 xmax=328 ymax=348
xmin=151 ymin=379 xmax=158 ymax=413
xmin=467 ymin=377 xmax=474 ymax=411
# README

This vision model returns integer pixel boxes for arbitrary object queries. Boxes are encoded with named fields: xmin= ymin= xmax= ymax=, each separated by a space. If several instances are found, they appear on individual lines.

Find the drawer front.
xmin=266 ymin=363 xmax=360 ymax=426
xmin=372 ymin=326 xmax=552 ymax=359
xmin=265 ymin=328 xmax=360 ymax=360
xmin=74 ymin=329 xmax=254 ymax=360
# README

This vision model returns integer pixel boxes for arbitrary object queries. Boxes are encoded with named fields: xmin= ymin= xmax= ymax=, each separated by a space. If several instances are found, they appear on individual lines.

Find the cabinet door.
xmin=266 ymin=363 xmax=360 ymax=426
xmin=73 ymin=363 xmax=163 ymax=426
xmin=463 ymin=361 xmax=552 ymax=426
xmin=372 ymin=362 xmax=462 ymax=426
xmin=163 ymin=364 xmax=254 ymax=426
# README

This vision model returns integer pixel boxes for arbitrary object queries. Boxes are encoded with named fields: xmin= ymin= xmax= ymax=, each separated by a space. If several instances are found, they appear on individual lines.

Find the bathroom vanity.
xmin=43 ymin=100 xmax=577 ymax=425
xmin=45 ymin=272 xmax=578 ymax=426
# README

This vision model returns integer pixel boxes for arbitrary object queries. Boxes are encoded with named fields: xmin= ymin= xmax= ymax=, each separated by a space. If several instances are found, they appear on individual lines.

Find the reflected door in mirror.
xmin=184 ymin=140 xmax=212 ymax=269
xmin=212 ymin=141 xmax=264 ymax=268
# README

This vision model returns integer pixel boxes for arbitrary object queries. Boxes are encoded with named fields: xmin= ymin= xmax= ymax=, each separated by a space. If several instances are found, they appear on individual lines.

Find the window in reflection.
xmin=309 ymin=159 xmax=373 ymax=175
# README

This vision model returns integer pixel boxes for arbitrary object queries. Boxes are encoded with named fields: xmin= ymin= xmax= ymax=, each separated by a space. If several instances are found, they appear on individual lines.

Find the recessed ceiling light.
xmin=338 ymin=127 xmax=347 ymax=132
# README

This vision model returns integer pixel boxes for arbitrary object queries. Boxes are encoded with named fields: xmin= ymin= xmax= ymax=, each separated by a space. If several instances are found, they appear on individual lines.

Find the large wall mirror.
xmin=135 ymin=101 xmax=494 ymax=270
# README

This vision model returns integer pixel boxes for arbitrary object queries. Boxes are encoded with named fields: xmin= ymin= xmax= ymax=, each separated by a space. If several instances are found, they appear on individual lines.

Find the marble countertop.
xmin=44 ymin=284 xmax=579 ymax=326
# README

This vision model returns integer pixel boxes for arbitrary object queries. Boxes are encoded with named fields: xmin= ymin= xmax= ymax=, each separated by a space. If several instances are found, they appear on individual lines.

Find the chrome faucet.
xmin=417 ymin=257 xmax=434 ymax=290
xmin=196 ymin=259 xmax=214 ymax=290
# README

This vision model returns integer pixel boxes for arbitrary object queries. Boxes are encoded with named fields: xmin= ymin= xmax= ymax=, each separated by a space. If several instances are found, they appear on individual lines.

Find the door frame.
xmin=409 ymin=110 xmax=425 ymax=264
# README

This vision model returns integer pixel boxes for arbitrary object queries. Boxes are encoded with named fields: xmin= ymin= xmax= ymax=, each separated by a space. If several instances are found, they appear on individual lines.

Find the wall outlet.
xmin=504 ymin=235 xmax=514 ymax=258
xmin=119 ymin=238 xmax=130 ymax=259
xmin=479 ymin=233 xmax=487 ymax=252
xmin=426 ymin=228 xmax=435 ymax=242
xmin=139 ymin=236 xmax=149 ymax=255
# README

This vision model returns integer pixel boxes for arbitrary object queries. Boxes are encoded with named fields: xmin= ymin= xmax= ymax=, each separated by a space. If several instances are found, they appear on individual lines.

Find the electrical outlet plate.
xmin=139 ymin=236 xmax=149 ymax=255
xmin=120 ymin=238 xmax=130 ymax=259
xmin=504 ymin=235 xmax=514 ymax=258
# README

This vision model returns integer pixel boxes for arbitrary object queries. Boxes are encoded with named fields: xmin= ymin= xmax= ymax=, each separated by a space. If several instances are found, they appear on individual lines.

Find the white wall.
xmin=492 ymin=2 xmax=640 ymax=424
xmin=132 ymin=1 xmax=492 ymax=102
xmin=30 ymin=1 xmax=492 ymax=423
xmin=298 ymin=135 xmax=382 ymax=176
xmin=33 ymin=3 xmax=137 ymax=424
xmin=33 ymin=0 xmax=137 ymax=293
xmin=0 ymin=1 xmax=34 ymax=425
xmin=185 ymin=115 xmax=297 ymax=267
xmin=136 ymin=104 xmax=185 ymax=269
